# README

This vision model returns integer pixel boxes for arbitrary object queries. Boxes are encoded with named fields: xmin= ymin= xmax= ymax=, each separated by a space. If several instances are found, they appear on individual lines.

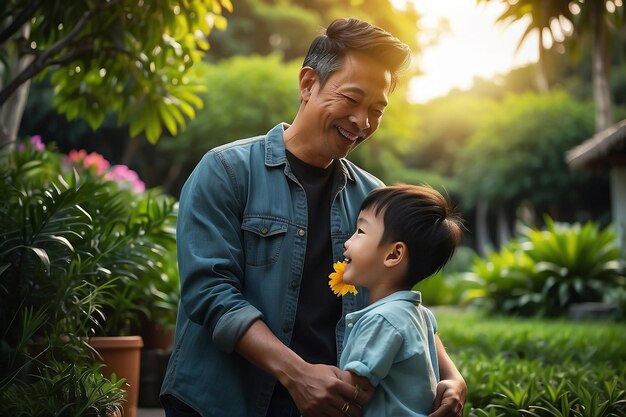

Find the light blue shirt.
xmin=160 ymin=123 xmax=383 ymax=416
xmin=340 ymin=291 xmax=439 ymax=417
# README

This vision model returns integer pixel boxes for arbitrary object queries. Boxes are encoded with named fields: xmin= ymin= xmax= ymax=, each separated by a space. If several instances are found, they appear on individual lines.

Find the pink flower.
xmin=67 ymin=149 xmax=87 ymax=163
xmin=83 ymin=152 xmax=110 ymax=175
xmin=106 ymin=164 xmax=146 ymax=194
xmin=30 ymin=135 xmax=45 ymax=151
xmin=16 ymin=135 xmax=45 ymax=152
xmin=66 ymin=150 xmax=145 ymax=194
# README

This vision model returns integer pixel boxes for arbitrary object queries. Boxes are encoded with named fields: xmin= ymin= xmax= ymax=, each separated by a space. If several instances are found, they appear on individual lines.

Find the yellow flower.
xmin=328 ymin=261 xmax=358 ymax=297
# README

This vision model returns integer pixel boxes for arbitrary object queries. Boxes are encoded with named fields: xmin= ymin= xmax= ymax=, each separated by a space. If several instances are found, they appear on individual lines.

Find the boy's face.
xmin=342 ymin=208 xmax=395 ymax=290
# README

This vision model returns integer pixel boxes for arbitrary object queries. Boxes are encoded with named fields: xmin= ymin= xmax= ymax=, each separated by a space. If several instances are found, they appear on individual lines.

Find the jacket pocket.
xmin=241 ymin=216 xmax=289 ymax=267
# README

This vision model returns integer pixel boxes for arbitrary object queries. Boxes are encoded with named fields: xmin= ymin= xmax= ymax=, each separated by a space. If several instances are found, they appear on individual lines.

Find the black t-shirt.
xmin=272 ymin=151 xmax=342 ymax=400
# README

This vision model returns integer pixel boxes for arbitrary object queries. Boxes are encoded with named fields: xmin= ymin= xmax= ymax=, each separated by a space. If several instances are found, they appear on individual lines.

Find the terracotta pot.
xmin=139 ymin=315 xmax=174 ymax=351
xmin=90 ymin=336 xmax=144 ymax=417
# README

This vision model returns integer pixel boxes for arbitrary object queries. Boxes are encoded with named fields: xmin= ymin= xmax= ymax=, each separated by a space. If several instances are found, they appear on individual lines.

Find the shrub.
xmin=414 ymin=246 xmax=478 ymax=306
xmin=435 ymin=310 xmax=626 ymax=417
xmin=463 ymin=217 xmax=625 ymax=317
xmin=0 ymin=137 xmax=178 ymax=414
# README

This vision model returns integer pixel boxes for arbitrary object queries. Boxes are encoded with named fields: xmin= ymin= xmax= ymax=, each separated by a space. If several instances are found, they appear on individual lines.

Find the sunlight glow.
xmin=408 ymin=0 xmax=539 ymax=103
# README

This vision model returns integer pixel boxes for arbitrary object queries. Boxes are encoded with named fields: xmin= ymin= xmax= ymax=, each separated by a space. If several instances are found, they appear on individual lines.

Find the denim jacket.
xmin=161 ymin=123 xmax=383 ymax=416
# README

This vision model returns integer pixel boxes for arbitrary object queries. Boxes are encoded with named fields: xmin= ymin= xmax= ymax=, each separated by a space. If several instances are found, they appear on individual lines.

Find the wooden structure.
xmin=566 ymin=119 xmax=626 ymax=247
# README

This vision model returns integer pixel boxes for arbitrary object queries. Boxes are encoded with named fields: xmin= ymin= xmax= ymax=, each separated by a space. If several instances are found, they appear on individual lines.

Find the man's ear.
xmin=299 ymin=67 xmax=317 ymax=101
xmin=384 ymin=242 xmax=407 ymax=268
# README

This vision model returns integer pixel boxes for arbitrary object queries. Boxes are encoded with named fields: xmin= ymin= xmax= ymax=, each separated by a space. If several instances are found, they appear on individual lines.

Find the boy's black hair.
xmin=360 ymin=184 xmax=463 ymax=287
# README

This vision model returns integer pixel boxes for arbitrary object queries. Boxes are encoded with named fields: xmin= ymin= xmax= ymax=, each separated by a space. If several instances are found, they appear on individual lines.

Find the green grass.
xmin=433 ymin=308 xmax=626 ymax=417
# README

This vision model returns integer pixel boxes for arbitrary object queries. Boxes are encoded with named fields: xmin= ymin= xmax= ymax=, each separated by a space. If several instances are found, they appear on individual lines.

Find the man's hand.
xmin=235 ymin=321 xmax=375 ymax=416
xmin=287 ymin=365 xmax=373 ymax=417
xmin=428 ymin=378 xmax=466 ymax=417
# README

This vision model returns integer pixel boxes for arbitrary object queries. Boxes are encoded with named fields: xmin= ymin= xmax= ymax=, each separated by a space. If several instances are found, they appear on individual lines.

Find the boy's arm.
xmin=429 ymin=335 xmax=466 ymax=417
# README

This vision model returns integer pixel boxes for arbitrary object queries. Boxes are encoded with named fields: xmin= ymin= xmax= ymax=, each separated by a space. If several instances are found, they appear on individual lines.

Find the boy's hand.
xmin=428 ymin=379 xmax=465 ymax=417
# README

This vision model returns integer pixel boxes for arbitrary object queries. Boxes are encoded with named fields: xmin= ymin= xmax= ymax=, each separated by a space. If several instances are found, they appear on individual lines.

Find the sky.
xmin=406 ymin=0 xmax=539 ymax=103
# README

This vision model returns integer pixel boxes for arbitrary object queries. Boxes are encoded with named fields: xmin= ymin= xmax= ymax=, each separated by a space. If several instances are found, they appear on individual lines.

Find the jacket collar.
xmin=264 ymin=123 xmax=356 ymax=182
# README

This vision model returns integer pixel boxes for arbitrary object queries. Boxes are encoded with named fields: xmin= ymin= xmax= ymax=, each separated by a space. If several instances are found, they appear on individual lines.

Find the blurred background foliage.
xmin=3 ymin=2 xmax=626 ymax=412
xmin=7 ymin=0 xmax=626 ymax=297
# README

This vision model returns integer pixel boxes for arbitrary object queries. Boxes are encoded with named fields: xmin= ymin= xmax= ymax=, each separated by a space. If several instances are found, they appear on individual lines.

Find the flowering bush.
xmin=0 ymin=135 xmax=179 ymax=414
xmin=66 ymin=149 xmax=146 ymax=193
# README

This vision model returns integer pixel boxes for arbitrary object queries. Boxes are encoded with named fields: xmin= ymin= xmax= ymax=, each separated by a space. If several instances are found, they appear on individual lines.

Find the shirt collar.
xmin=347 ymin=290 xmax=421 ymax=321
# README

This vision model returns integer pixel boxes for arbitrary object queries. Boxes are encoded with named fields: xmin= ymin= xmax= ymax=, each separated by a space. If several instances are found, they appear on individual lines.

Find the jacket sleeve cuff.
xmin=212 ymin=304 xmax=264 ymax=353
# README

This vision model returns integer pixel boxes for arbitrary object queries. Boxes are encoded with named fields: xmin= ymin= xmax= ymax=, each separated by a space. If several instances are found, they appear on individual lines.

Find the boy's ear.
xmin=299 ymin=67 xmax=317 ymax=101
xmin=384 ymin=242 xmax=407 ymax=268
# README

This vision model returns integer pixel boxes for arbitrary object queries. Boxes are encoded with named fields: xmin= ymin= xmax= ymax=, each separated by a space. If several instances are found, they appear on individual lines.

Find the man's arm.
xmin=235 ymin=319 xmax=372 ymax=417
xmin=429 ymin=335 xmax=466 ymax=417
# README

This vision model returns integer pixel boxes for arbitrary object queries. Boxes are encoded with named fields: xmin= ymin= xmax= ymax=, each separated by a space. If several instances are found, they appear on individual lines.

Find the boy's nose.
xmin=343 ymin=239 xmax=352 ymax=250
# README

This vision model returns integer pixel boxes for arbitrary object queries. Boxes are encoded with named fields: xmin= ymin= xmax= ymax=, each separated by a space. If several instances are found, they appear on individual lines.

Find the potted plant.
xmin=0 ymin=137 xmax=126 ymax=416
xmin=135 ymin=246 xmax=180 ymax=407
xmin=0 ymin=137 xmax=178 ymax=417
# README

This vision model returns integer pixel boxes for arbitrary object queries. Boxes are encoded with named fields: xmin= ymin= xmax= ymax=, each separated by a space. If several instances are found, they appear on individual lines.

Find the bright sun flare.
xmin=406 ymin=0 xmax=539 ymax=103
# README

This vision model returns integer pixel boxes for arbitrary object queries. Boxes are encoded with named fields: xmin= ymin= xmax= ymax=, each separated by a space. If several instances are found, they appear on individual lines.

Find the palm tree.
xmin=478 ymin=0 xmax=572 ymax=92
xmin=478 ymin=0 xmax=624 ymax=132
xmin=568 ymin=0 xmax=624 ymax=131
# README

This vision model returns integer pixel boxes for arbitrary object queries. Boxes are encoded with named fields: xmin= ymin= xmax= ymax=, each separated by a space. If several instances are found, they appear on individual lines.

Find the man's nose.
xmin=349 ymin=111 xmax=370 ymax=130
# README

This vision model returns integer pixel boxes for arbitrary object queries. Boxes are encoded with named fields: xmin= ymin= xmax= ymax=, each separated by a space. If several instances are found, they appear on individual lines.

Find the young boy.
xmin=337 ymin=184 xmax=463 ymax=417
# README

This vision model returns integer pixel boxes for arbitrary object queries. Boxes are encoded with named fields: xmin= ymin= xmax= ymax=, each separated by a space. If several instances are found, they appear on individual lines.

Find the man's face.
xmin=299 ymin=51 xmax=392 ymax=167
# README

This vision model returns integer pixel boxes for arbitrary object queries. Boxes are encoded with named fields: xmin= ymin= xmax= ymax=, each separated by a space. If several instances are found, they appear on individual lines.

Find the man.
xmin=160 ymin=17 xmax=466 ymax=417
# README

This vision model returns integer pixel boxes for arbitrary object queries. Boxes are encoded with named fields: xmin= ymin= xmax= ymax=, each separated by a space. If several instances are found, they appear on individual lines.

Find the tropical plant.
xmin=138 ymin=247 xmax=180 ymax=333
xmin=463 ymin=217 xmax=625 ymax=317
xmin=414 ymin=246 xmax=478 ymax=306
xmin=0 ymin=136 xmax=178 ymax=413
xmin=0 ymin=0 xmax=232 ymax=146
xmin=477 ymin=0 xmax=625 ymax=131
xmin=477 ymin=0 xmax=573 ymax=93
xmin=155 ymin=54 xmax=301 ymax=194
xmin=0 ymin=361 xmax=126 ymax=417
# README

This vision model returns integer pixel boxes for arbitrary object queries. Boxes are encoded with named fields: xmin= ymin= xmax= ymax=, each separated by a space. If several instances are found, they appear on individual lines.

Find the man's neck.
xmin=283 ymin=125 xmax=334 ymax=169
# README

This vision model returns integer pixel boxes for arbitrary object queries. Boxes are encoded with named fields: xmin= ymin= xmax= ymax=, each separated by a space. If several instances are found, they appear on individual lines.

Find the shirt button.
xmin=290 ymin=280 xmax=298 ymax=289
xmin=298 ymin=229 xmax=305 ymax=237
xmin=347 ymin=322 xmax=354 ymax=328
xmin=282 ymin=323 xmax=291 ymax=333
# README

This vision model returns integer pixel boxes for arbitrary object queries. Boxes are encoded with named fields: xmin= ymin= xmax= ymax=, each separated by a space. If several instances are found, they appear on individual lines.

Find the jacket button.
xmin=282 ymin=323 xmax=291 ymax=333
xmin=290 ymin=280 xmax=298 ymax=289
xmin=347 ymin=322 xmax=354 ymax=328
xmin=260 ymin=227 xmax=269 ymax=235
xmin=298 ymin=229 xmax=305 ymax=236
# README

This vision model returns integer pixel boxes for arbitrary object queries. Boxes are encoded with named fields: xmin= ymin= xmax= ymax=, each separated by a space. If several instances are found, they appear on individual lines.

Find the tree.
xmin=477 ymin=0 xmax=572 ymax=93
xmin=0 ymin=0 xmax=232 ymax=147
xmin=206 ymin=0 xmax=423 ymax=61
xmin=477 ymin=0 xmax=625 ymax=132
xmin=568 ymin=0 xmax=625 ymax=131
xmin=455 ymin=91 xmax=608 ymax=254
xmin=153 ymin=54 xmax=302 ymax=195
